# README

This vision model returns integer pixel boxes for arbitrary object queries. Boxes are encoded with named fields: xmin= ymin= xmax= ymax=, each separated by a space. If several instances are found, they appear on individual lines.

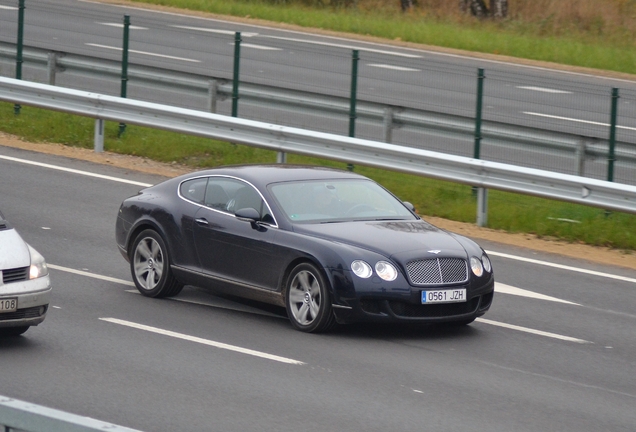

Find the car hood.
xmin=292 ymin=220 xmax=468 ymax=259
xmin=0 ymin=228 xmax=30 ymax=270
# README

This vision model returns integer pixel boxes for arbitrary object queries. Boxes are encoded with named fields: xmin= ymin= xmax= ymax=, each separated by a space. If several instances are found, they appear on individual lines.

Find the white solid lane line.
xmin=84 ymin=43 xmax=201 ymax=63
xmin=0 ymin=5 xmax=17 ymax=10
xmin=516 ymin=86 xmax=572 ymax=94
xmin=100 ymin=318 xmax=305 ymax=365
xmin=487 ymin=250 xmax=636 ymax=284
xmin=0 ymin=155 xmax=152 ymax=187
xmin=367 ymin=64 xmax=420 ymax=72
xmin=495 ymin=282 xmax=580 ymax=305
xmin=476 ymin=318 xmax=592 ymax=344
xmin=523 ymin=112 xmax=636 ymax=132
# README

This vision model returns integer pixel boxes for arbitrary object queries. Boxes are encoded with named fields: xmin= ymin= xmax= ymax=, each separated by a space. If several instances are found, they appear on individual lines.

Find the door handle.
xmin=195 ymin=218 xmax=209 ymax=225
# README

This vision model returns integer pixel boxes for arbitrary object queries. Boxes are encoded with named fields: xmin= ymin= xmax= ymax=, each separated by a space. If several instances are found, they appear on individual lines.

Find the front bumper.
xmin=330 ymin=271 xmax=495 ymax=325
xmin=0 ymin=276 xmax=52 ymax=328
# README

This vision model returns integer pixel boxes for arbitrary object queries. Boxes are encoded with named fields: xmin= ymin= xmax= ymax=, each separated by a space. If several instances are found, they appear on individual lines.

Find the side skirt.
xmin=172 ymin=265 xmax=286 ymax=307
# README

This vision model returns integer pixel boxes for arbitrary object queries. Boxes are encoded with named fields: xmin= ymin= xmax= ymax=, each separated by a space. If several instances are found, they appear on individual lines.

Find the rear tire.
xmin=130 ymin=229 xmax=183 ymax=298
xmin=285 ymin=263 xmax=336 ymax=333
xmin=0 ymin=326 xmax=29 ymax=337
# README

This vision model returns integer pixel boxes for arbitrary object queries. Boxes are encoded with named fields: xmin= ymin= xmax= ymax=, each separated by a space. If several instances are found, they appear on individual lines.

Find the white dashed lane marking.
xmin=97 ymin=22 xmax=148 ymax=30
xmin=517 ymin=86 xmax=571 ymax=94
xmin=100 ymin=318 xmax=305 ymax=365
xmin=85 ymin=43 xmax=200 ymax=63
xmin=367 ymin=64 xmax=420 ymax=72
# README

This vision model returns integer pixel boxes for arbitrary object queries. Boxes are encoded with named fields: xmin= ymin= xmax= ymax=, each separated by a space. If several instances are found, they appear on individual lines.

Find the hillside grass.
xmin=2 ymin=102 xmax=635 ymax=252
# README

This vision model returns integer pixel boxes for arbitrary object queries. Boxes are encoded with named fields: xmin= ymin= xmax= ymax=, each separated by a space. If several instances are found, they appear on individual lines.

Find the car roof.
xmin=173 ymin=164 xmax=367 ymax=186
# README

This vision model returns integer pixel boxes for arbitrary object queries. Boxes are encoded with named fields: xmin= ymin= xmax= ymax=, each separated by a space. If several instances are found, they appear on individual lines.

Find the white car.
xmin=0 ymin=210 xmax=51 ymax=337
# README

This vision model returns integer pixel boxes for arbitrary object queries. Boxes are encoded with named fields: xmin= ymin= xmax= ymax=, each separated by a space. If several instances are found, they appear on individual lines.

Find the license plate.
xmin=0 ymin=298 xmax=18 ymax=313
xmin=421 ymin=289 xmax=466 ymax=304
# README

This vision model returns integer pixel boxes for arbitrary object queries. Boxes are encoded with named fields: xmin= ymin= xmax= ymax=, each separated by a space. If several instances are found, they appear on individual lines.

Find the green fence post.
xmin=607 ymin=87 xmax=619 ymax=183
xmin=349 ymin=49 xmax=359 ymax=138
xmin=473 ymin=68 xmax=487 ymax=223
xmin=118 ymin=14 xmax=130 ymax=137
xmin=232 ymin=32 xmax=241 ymax=118
xmin=14 ymin=0 xmax=25 ymax=115
xmin=347 ymin=49 xmax=359 ymax=171
xmin=473 ymin=68 xmax=485 ymax=160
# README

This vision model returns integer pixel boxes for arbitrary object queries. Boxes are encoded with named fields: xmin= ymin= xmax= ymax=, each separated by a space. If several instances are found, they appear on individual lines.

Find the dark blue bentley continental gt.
xmin=115 ymin=165 xmax=494 ymax=332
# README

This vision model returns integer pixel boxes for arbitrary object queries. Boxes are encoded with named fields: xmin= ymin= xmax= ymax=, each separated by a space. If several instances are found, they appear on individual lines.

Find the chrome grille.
xmin=1 ymin=267 xmax=29 ymax=284
xmin=406 ymin=258 xmax=468 ymax=285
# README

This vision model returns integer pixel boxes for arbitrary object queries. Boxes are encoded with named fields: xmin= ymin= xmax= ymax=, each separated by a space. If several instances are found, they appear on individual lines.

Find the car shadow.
xmin=0 ymin=334 xmax=37 ymax=349
xmin=177 ymin=286 xmax=482 ymax=340
xmin=330 ymin=321 xmax=481 ymax=341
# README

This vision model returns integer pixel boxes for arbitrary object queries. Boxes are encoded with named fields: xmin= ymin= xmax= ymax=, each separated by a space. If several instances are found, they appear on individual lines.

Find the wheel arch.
xmin=126 ymin=219 xmax=170 ymax=260
xmin=279 ymin=256 xmax=333 ymax=302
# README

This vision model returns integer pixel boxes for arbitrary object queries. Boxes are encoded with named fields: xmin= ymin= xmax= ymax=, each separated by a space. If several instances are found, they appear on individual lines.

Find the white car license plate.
xmin=0 ymin=298 xmax=18 ymax=313
xmin=421 ymin=289 xmax=466 ymax=304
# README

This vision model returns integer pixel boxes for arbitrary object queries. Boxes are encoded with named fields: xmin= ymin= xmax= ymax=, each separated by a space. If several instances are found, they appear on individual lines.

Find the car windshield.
xmin=269 ymin=179 xmax=416 ymax=223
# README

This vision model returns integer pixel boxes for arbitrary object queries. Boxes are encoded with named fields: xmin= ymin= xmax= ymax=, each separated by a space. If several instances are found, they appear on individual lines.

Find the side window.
xmin=183 ymin=176 xmax=276 ymax=225
xmin=180 ymin=178 xmax=207 ymax=204
xmin=221 ymin=179 xmax=275 ymax=225
xmin=204 ymin=179 xmax=231 ymax=211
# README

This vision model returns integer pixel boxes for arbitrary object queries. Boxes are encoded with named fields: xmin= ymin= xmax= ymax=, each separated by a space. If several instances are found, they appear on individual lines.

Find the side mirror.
xmin=403 ymin=201 xmax=416 ymax=212
xmin=235 ymin=207 xmax=261 ymax=222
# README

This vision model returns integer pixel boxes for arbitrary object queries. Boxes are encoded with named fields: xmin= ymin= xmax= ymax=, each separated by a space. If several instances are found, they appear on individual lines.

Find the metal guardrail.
xmin=1 ymin=76 xmax=635 ymax=219
xmin=0 ymin=394 xmax=141 ymax=432
xmin=2 ymin=42 xmax=634 ymax=178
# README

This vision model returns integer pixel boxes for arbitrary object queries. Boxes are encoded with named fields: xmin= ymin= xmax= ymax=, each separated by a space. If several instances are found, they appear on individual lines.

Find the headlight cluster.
xmin=28 ymin=245 xmax=49 ymax=280
xmin=470 ymin=253 xmax=492 ymax=277
xmin=351 ymin=260 xmax=398 ymax=281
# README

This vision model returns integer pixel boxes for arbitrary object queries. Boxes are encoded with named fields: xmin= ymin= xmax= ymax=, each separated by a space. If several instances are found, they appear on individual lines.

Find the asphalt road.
xmin=2 ymin=0 xmax=636 ymax=184
xmin=1 ymin=145 xmax=635 ymax=431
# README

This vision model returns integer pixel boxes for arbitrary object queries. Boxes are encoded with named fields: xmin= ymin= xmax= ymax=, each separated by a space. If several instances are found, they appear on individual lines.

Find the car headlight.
xmin=482 ymin=253 xmax=492 ymax=273
xmin=470 ymin=256 xmax=483 ymax=277
xmin=375 ymin=261 xmax=398 ymax=281
xmin=351 ymin=260 xmax=373 ymax=278
xmin=28 ymin=245 xmax=49 ymax=280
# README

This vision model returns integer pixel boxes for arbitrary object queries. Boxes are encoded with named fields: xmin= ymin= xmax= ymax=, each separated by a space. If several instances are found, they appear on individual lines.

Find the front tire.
xmin=130 ymin=229 xmax=183 ymax=298
xmin=285 ymin=263 xmax=336 ymax=333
